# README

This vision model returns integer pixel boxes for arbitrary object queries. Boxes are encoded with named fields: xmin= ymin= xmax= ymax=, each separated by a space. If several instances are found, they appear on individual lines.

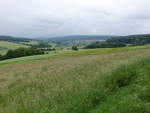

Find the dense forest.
xmin=85 ymin=34 xmax=150 ymax=49
xmin=85 ymin=42 xmax=126 ymax=49
xmin=107 ymin=34 xmax=150 ymax=45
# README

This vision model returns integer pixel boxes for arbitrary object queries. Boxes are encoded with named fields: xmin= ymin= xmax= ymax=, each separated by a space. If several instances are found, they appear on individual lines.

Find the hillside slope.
xmin=41 ymin=35 xmax=115 ymax=42
xmin=0 ymin=35 xmax=33 ymax=42
xmin=0 ymin=41 xmax=29 ymax=54
xmin=107 ymin=34 xmax=150 ymax=45
xmin=0 ymin=36 xmax=40 ymax=54
xmin=0 ymin=47 xmax=150 ymax=113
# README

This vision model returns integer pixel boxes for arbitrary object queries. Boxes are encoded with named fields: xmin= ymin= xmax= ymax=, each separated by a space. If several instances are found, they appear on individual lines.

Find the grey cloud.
xmin=85 ymin=8 xmax=113 ymax=17
xmin=0 ymin=0 xmax=150 ymax=37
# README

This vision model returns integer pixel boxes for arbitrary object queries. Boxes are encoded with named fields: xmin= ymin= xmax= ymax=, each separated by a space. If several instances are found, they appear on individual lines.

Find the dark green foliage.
xmin=31 ymin=42 xmax=55 ymax=51
xmin=107 ymin=34 xmax=150 ymax=46
xmin=85 ymin=34 xmax=150 ymax=49
xmin=31 ymin=42 xmax=52 ymax=49
xmin=0 ymin=48 xmax=45 ymax=60
xmin=85 ymin=41 xmax=126 ymax=49
xmin=39 ymin=48 xmax=56 ymax=51
xmin=72 ymin=46 xmax=79 ymax=51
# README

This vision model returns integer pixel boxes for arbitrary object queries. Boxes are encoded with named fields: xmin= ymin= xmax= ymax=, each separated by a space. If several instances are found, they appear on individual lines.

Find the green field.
xmin=0 ymin=45 xmax=150 ymax=113
xmin=1 ymin=44 xmax=150 ymax=67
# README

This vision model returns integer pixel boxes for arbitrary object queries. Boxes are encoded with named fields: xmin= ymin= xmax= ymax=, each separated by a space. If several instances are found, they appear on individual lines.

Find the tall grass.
xmin=0 ymin=49 xmax=150 ymax=113
xmin=92 ymin=57 xmax=150 ymax=113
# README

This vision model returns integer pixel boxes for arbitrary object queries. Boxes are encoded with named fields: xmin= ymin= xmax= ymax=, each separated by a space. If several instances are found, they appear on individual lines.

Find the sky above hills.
xmin=0 ymin=0 xmax=150 ymax=38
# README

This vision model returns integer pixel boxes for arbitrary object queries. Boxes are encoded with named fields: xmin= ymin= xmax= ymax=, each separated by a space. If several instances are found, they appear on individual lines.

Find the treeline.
xmin=31 ymin=42 xmax=52 ymax=48
xmin=85 ymin=34 xmax=150 ymax=49
xmin=85 ymin=42 xmax=126 ymax=49
xmin=0 ymin=48 xmax=45 ymax=61
xmin=31 ymin=42 xmax=56 ymax=51
xmin=107 ymin=34 xmax=150 ymax=45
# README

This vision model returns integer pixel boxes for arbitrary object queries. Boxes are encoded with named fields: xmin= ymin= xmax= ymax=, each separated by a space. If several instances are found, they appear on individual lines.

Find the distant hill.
xmin=107 ymin=34 xmax=150 ymax=45
xmin=85 ymin=34 xmax=150 ymax=49
xmin=0 ymin=35 xmax=34 ymax=43
xmin=40 ymin=35 xmax=116 ymax=42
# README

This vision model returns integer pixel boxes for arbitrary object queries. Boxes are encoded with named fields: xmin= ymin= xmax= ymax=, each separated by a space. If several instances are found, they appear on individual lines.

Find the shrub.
xmin=72 ymin=46 xmax=79 ymax=51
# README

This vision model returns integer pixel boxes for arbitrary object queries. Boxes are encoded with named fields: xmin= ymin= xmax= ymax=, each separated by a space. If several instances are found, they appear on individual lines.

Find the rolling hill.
xmin=0 ymin=35 xmax=40 ymax=54
xmin=0 ymin=45 xmax=150 ymax=113
xmin=107 ymin=34 xmax=150 ymax=45
xmin=39 ymin=35 xmax=116 ymax=42
xmin=0 ymin=35 xmax=34 ymax=42
xmin=0 ymin=41 xmax=29 ymax=54
xmin=38 ymin=35 xmax=117 ymax=47
xmin=0 ymin=34 xmax=150 ymax=113
xmin=85 ymin=34 xmax=150 ymax=49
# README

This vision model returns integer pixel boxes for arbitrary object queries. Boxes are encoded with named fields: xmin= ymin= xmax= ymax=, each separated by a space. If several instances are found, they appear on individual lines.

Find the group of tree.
xmin=85 ymin=41 xmax=126 ymax=49
xmin=31 ymin=42 xmax=51 ymax=48
xmin=107 ymin=34 xmax=150 ymax=46
xmin=85 ymin=34 xmax=150 ymax=49
xmin=0 ymin=47 xmax=45 ymax=61
xmin=31 ymin=42 xmax=58 ymax=51
xmin=72 ymin=46 xmax=79 ymax=51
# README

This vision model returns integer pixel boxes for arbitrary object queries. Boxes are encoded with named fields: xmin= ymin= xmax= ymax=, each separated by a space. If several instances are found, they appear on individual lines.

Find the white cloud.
xmin=0 ymin=0 xmax=150 ymax=37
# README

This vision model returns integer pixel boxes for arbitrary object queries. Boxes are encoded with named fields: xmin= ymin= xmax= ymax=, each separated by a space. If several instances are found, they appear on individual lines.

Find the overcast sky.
xmin=0 ymin=0 xmax=150 ymax=38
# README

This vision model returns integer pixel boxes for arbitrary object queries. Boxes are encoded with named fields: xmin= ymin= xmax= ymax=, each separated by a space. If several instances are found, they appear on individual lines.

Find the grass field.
xmin=1 ymin=44 xmax=150 ymax=67
xmin=0 ymin=46 xmax=150 ymax=113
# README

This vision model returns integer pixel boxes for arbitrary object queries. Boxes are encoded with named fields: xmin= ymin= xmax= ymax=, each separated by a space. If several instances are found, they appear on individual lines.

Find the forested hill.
xmin=41 ymin=35 xmax=116 ymax=42
xmin=85 ymin=34 xmax=150 ymax=49
xmin=107 ymin=34 xmax=150 ymax=45
xmin=0 ymin=35 xmax=33 ymax=42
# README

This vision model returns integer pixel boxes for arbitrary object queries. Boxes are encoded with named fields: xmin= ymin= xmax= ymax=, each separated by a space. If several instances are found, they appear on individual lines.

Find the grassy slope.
xmin=1 ymin=44 xmax=150 ymax=67
xmin=92 ymin=57 xmax=150 ymax=113
xmin=0 ymin=46 xmax=150 ymax=113
xmin=0 ymin=41 xmax=28 ymax=54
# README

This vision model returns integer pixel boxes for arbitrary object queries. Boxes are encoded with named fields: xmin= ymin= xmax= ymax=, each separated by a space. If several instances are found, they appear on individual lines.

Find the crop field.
xmin=0 ymin=46 xmax=150 ymax=113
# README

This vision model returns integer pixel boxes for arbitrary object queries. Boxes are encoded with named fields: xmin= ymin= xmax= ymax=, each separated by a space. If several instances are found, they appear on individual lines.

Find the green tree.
xmin=0 ymin=47 xmax=45 ymax=61
xmin=72 ymin=46 xmax=79 ymax=51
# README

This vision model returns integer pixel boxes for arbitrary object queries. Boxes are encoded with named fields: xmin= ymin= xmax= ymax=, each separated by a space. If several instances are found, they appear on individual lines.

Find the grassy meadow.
xmin=0 ymin=44 xmax=150 ymax=67
xmin=0 ymin=45 xmax=150 ymax=113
